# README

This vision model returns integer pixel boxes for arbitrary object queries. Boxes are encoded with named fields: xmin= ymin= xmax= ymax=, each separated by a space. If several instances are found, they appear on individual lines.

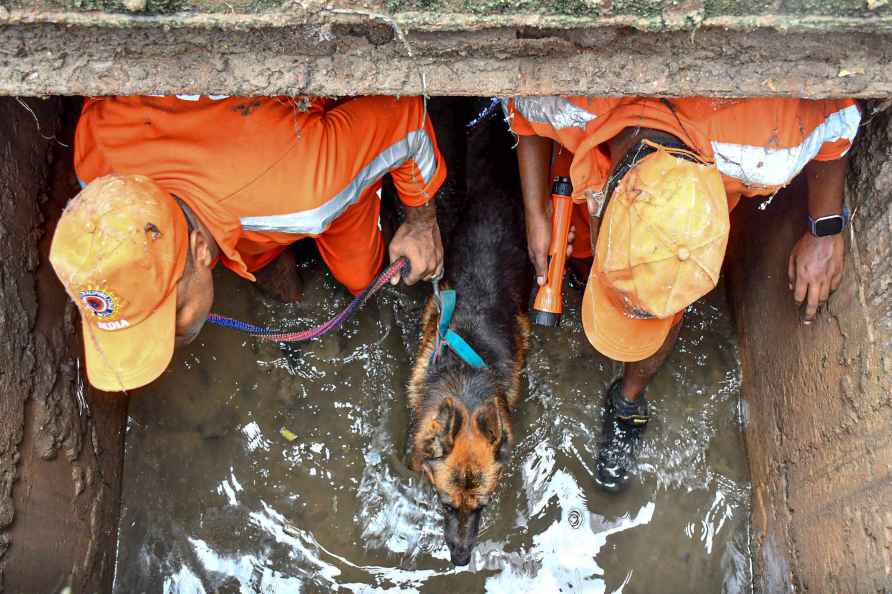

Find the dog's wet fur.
xmin=407 ymin=98 xmax=532 ymax=567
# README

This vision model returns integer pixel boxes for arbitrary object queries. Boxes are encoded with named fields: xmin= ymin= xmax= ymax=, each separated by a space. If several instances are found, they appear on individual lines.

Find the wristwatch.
xmin=808 ymin=207 xmax=849 ymax=237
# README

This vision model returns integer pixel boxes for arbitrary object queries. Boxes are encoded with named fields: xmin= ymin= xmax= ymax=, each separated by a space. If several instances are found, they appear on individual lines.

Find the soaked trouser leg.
xmin=314 ymin=186 xmax=385 ymax=296
xmin=620 ymin=316 xmax=683 ymax=400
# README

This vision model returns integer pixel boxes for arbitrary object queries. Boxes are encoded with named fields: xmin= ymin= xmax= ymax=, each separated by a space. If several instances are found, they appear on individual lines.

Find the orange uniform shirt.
xmin=75 ymin=95 xmax=446 ymax=282
xmin=503 ymin=96 xmax=860 ymax=210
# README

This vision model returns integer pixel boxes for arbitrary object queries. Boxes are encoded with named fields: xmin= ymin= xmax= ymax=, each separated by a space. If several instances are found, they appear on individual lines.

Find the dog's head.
xmin=411 ymin=374 xmax=512 ymax=566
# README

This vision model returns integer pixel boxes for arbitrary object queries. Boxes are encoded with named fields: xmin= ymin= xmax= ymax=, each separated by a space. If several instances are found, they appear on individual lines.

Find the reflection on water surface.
xmin=114 ymin=256 xmax=751 ymax=594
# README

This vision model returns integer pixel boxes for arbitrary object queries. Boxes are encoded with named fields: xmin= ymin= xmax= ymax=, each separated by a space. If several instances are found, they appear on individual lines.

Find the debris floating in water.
xmin=280 ymin=427 xmax=298 ymax=442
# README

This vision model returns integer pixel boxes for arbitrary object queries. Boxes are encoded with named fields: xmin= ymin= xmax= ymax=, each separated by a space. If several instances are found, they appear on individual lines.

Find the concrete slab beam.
xmin=2 ymin=3 xmax=892 ymax=97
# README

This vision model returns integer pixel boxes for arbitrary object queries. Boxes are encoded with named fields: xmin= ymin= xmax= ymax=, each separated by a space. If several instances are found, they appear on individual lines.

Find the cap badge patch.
xmin=79 ymin=288 xmax=119 ymax=320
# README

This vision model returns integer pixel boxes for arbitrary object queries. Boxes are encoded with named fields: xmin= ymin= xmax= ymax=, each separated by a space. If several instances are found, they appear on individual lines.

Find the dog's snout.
xmin=443 ymin=505 xmax=483 ymax=567
xmin=449 ymin=544 xmax=472 ymax=566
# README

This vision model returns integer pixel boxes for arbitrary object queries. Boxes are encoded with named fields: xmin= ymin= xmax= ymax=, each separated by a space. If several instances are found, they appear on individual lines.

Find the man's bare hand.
xmin=389 ymin=202 xmax=443 ymax=286
xmin=527 ymin=208 xmax=576 ymax=286
xmin=787 ymin=231 xmax=844 ymax=323
xmin=527 ymin=210 xmax=551 ymax=285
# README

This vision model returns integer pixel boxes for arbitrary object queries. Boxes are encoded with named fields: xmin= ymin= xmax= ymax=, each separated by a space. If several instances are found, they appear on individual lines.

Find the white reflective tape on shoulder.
xmin=513 ymin=96 xmax=597 ymax=130
xmin=239 ymin=128 xmax=437 ymax=235
xmin=711 ymin=104 xmax=861 ymax=187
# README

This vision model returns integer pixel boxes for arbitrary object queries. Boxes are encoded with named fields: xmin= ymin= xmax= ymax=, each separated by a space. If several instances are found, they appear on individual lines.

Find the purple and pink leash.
xmin=205 ymin=257 xmax=409 ymax=342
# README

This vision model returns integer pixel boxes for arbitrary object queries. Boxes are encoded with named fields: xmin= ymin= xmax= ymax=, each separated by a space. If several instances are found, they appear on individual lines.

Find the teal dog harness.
xmin=430 ymin=288 xmax=488 ymax=370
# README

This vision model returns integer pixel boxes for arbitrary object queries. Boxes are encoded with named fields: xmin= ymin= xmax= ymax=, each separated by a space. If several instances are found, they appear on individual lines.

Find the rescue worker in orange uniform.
xmin=50 ymin=95 xmax=447 ymax=392
xmin=504 ymin=96 xmax=860 ymax=491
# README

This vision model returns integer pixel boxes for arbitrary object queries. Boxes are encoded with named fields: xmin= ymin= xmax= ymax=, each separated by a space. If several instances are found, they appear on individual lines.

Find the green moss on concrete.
xmin=2 ymin=0 xmax=890 ymax=18
xmin=0 ymin=0 xmax=260 ymax=13
xmin=391 ymin=0 xmax=892 ymax=18
xmin=64 ymin=0 xmax=186 ymax=11
xmin=374 ymin=0 xmax=892 ymax=18
xmin=60 ymin=0 xmax=115 ymax=9
xmin=703 ymin=0 xmax=779 ymax=17
xmin=607 ymin=0 xmax=892 ymax=18
xmin=245 ymin=0 xmax=283 ymax=12
xmin=708 ymin=0 xmax=890 ymax=17
xmin=461 ymin=0 xmax=595 ymax=16
xmin=384 ymin=0 xmax=443 ymax=12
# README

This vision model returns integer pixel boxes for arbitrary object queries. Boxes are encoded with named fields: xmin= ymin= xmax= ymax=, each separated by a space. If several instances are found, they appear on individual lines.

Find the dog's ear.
xmin=423 ymin=397 xmax=461 ymax=461
xmin=476 ymin=399 xmax=510 ymax=464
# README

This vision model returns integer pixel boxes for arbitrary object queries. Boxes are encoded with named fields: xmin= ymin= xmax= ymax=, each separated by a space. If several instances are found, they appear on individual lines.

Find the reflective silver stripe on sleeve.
xmin=409 ymin=128 xmax=437 ymax=186
xmin=711 ymin=104 xmax=861 ymax=187
xmin=240 ymin=128 xmax=437 ymax=235
xmin=513 ymin=96 xmax=597 ymax=130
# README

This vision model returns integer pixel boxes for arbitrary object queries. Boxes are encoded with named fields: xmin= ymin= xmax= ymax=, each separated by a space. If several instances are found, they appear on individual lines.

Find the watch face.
xmin=814 ymin=215 xmax=844 ymax=236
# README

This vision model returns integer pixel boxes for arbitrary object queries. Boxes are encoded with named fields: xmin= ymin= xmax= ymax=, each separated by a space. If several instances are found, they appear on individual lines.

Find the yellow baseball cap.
xmin=582 ymin=146 xmax=730 ymax=362
xmin=50 ymin=175 xmax=188 ymax=392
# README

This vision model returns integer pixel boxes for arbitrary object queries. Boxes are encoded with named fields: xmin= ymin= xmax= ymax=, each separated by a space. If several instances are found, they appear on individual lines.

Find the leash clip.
xmin=431 ymin=269 xmax=444 ymax=309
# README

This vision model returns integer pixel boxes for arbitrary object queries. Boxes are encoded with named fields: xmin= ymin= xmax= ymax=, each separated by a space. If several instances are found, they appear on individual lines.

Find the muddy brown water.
xmin=113 ymin=250 xmax=751 ymax=593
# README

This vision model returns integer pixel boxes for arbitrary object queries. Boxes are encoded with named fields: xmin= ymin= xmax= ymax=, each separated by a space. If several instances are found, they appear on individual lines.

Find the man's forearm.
xmin=517 ymin=135 xmax=553 ymax=221
xmin=403 ymin=199 xmax=437 ymax=226
xmin=804 ymin=156 xmax=848 ymax=218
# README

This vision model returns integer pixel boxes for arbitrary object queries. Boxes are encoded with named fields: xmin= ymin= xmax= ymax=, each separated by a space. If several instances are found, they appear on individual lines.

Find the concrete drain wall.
xmin=0 ymin=3 xmax=891 ymax=592
xmin=726 ymin=103 xmax=892 ymax=592
xmin=0 ymin=97 xmax=126 ymax=594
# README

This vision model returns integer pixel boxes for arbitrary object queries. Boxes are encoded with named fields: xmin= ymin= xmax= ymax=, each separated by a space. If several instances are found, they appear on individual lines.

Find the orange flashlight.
xmin=531 ymin=152 xmax=574 ymax=327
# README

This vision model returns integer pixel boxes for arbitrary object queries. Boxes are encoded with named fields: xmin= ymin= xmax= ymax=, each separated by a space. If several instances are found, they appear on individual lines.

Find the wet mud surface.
xmin=114 ymin=249 xmax=750 ymax=593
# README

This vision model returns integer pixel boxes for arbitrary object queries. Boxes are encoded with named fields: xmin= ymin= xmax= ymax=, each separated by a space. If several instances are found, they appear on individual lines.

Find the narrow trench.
xmin=20 ymin=94 xmax=808 ymax=593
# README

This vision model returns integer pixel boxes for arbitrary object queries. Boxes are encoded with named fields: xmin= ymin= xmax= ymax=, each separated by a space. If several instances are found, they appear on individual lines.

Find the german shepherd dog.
xmin=406 ymin=99 xmax=532 ymax=567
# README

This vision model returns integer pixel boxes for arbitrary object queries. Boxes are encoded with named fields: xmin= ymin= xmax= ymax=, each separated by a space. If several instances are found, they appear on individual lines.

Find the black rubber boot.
xmin=594 ymin=377 xmax=649 ymax=493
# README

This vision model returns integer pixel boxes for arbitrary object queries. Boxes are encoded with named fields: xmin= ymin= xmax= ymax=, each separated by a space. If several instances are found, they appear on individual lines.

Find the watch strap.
xmin=808 ymin=207 xmax=849 ymax=236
